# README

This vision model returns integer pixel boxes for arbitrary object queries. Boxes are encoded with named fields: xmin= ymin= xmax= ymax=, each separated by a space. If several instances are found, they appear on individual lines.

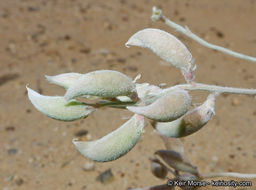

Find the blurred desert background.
xmin=0 ymin=0 xmax=256 ymax=189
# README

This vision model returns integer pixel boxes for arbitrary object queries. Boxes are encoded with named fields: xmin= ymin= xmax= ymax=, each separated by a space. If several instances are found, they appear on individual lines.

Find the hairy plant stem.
xmin=163 ymin=82 xmax=256 ymax=96
xmin=201 ymin=172 xmax=256 ymax=179
xmin=151 ymin=7 xmax=256 ymax=63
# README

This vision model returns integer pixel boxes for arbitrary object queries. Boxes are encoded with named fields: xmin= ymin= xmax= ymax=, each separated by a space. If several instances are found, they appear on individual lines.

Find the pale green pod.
xmin=72 ymin=114 xmax=145 ymax=162
xmin=155 ymin=150 xmax=198 ymax=175
xmin=127 ymin=89 xmax=191 ymax=122
xmin=64 ymin=70 xmax=137 ymax=100
xmin=45 ymin=73 xmax=82 ymax=89
xmin=155 ymin=93 xmax=216 ymax=138
xmin=126 ymin=28 xmax=195 ymax=80
xmin=27 ymin=87 xmax=95 ymax=121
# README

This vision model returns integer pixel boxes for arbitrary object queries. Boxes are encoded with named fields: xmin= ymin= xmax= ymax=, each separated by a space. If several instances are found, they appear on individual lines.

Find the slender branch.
xmin=201 ymin=172 xmax=256 ymax=179
xmin=151 ymin=7 xmax=256 ymax=63
xmin=163 ymin=82 xmax=256 ymax=96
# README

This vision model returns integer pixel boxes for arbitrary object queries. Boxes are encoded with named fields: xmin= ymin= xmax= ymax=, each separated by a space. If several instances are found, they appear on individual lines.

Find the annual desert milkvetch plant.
xmin=27 ymin=6 xmax=256 ymax=189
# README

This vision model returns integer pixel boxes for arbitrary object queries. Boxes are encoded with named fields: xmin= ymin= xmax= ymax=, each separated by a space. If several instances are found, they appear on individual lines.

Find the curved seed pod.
xmin=157 ymin=134 xmax=192 ymax=163
xmin=45 ymin=73 xmax=100 ymax=100
xmin=45 ymin=73 xmax=82 ymax=89
xmin=126 ymin=28 xmax=195 ymax=81
xmin=155 ymin=150 xmax=198 ymax=175
xmin=27 ymin=87 xmax=95 ymax=121
xmin=65 ymin=70 xmax=137 ymax=101
xmin=72 ymin=114 xmax=145 ymax=162
xmin=150 ymin=157 xmax=168 ymax=179
xmin=155 ymin=93 xmax=216 ymax=138
xmin=127 ymin=89 xmax=191 ymax=122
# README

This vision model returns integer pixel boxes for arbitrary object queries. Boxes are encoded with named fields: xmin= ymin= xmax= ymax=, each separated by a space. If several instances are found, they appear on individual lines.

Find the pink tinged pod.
xmin=26 ymin=87 xmax=95 ymax=121
xmin=64 ymin=70 xmax=137 ymax=100
xmin=126 ymin=28 xmax=195 ymax=81
xmin=155 ymin=93 xmax=216 ymax=138
xmin=72 ymin=114 xmax=145 ymax=162
xmin=45 ymin=73 xmax=82 ymax=89
xmin=127 ymin=89 xmax=191 ymax=122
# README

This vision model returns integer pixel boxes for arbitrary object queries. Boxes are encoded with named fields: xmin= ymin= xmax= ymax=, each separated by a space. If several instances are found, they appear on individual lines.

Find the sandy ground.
xmin=0 ymin=0 xmax=256 ymax=190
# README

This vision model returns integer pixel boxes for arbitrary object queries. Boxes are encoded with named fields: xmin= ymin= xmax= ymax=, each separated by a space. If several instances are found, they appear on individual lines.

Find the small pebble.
xmin=74 ymin=129 xmax=88 ymax=137
xmin=5 ymin=126 xmax=15 ymax=131
xmin=103 ymin=22 xmax=113 ymax=30
xmin=229 ymin=154 xmax=235 ymax=159
xmin=123 ymin=66 xmax=138 ymax=72
xmin=231 ymin=98 xmax=240 ymax=106
xmin=8 ymin=148 xmax=18 ymax=155
xmin=117 ymin=58 xmax=126 ymax=64
xmin=6 ymin=43 xmax=16 ymax=54
xmin=15 ymin=178 xmax=24 ymax=186
xmin=80 ymin=46 xmax=91 ymax=54
xmin=96 ymin=169 xmax=114 ymax=184
xmin=27 ymin=6 xmax=40 ymax=12
xmin=82 ymin=161 xmax=95 ymax=171
xmin=120 ymin=172 xmax=125 ymax=178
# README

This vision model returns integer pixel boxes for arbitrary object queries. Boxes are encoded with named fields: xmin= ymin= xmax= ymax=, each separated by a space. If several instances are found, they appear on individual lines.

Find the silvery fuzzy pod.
xmin=127 ymin=89 xmax=191 ymax=122
xmin=72 ymin=114 xmax=144 ymax=162
xmin=27 ymin=87 xmax=95 ymax=121
xmin=64 ymin=70 xmax=137 ymax=100
xmin=155 ymin=150 xmax=198 ymax=175
xmin=45 ymin=73 xmax=82 ymax=89
xmin=155 ymin=93 xmax=216 ymax=138
xmin=150 ymin=157 xmax=168 ymax=179
xmin=126 ymin=28 xmax=195 ymax=81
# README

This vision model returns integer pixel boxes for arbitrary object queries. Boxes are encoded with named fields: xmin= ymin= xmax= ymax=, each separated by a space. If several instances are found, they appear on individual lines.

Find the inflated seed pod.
xmin=155 ymin=93 xmax=216 ymax=138
xmin=127 ymin=89 xmax=191 ymax=122
xmin=27 ymin=87 xmax=95 ymax=121
xmin=45 ymin=73 xmax=82 ymax=89
xmin=64 ymin=70 xmax=137 ymax=101
xmin=126 ymin=28 xmax=195 ymax=81
xmin=155 ymin=150 xmax=198 ymax=175
xmin=72 ymin=114 xmax=144 ymax=162
xmin=150 ymin=157 xmax=168 ymax=179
